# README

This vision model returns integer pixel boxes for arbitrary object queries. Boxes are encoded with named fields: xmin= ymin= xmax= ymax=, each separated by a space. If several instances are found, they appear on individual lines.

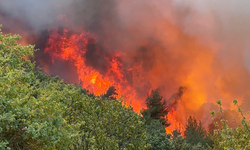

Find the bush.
xmin=210 ymin=99 xmax=250 ymax=149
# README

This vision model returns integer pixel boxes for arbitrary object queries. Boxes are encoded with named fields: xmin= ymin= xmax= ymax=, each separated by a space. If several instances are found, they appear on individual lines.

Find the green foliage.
xmin=210 ymin=99 xmax=250 ymax=150
xmin=62 ymin=90 xmax=150 ymax=150
xmin=0 ymin=25 xmax=149 ymax=149
xmin=141 ymin=90 xmax=170 ymax=126
xmin=144 ymin=119 xmax=172 ymax=150
xmin=184 ymin=116 xmax=213 ymax=147
xmin=0 ymin=26 xmax=70 ymax=149
xmin=141 ymin=90 xmax=173 ymax=150
xmin=170 ymin=130 xmax=205 ymax=150
xmin=141 ymin=90 xmax=209 ymax=150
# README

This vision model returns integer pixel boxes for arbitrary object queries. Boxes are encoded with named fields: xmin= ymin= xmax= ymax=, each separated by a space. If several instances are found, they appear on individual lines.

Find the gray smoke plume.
xmin=0 ymin=0 xmax=72 ymax=31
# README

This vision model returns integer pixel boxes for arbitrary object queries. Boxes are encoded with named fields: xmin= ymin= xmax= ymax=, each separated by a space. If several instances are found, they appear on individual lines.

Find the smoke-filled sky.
xmin=1 ymin=0 xmax=250 ymax=126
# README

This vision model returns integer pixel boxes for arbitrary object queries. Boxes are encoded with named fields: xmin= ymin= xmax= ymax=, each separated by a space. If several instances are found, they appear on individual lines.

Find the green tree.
xmin=144 ymin=119 xmax=172 ymax=150
xmin=171 ymin=130 xmax=205 ymax=150
xmin=32 ymin=68 xmax=150 ymax=150
xmin=184 ymin=116 xmax=213 ymax=148
xmin=141 ymin=90 xmax=170 ymax=126
xmin=0 ymin=25 xmax=71 ymax=149
xmin=141 ymin=90 xmax=172 ymax=150
xmin=62 ymin=90 xmax=150 ymax=150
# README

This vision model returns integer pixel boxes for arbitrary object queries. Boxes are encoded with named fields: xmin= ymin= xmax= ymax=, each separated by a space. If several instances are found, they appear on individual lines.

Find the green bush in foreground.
xmin=0 ymin=26 xmax=70 ymax=149
xmin=210 ymin=99 xmax=250 ymax=150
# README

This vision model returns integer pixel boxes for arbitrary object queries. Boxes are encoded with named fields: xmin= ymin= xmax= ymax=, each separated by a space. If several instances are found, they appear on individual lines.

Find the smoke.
xmin=117 ymin=0 xmax=250 ymax=100
xmin=111 ymin=0 xmax=250 ymax=124
xmin=1 ymin=0 xmax=250 ymax=126
xmin=169 ymin=0 xmax=250 ymax=69
xmin=0 ymin=0 xmax=73 ymax=31
xmin=167 ymin=86 xmax=187 ymax=110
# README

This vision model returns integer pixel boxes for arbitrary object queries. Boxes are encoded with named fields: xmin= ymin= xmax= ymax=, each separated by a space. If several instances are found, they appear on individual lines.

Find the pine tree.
xmin=141 ymin=90 xmax=172 ymax=150
xmin=142 ymin=90 xmax=170 ymax=126
xmin=184 ymin=116 xmax=213 ymax=147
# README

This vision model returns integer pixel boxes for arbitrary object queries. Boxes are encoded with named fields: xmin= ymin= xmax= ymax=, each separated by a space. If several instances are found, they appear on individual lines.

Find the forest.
xmin=1 ymin=25 xmax=250 ymax=150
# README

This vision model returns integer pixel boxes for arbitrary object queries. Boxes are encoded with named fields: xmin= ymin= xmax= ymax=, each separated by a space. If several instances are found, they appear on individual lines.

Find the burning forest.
xmin=1 ymin=0 xmax=250 ymax=136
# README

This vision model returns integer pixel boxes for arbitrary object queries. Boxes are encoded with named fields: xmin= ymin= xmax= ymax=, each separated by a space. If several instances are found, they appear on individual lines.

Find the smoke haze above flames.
xmin=1 ymin=0 xmax=250 ymax=126
xmin=0 ymin=0 xmax=73 ymax=31
xmin=115 ymin=0 xmax=250 ymax=108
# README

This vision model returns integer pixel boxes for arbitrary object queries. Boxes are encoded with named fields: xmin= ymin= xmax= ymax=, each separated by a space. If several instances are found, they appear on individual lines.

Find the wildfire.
xmin=44 ymin=28 xmax=141 ymax=112
xmin=165 ymin=108 xmax=185 ymax=136
xmin=2 ymin=0 xmax=250 ymax=137
xmin=44 ymin=27 xmax=186 ymax=134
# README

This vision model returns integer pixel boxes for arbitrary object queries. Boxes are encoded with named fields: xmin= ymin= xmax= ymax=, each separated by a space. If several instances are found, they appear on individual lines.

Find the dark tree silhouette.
xmin=102 ymin=86 xmax=118 ymax=100
xmin=142 ymin=90 xmax=170 ymax=127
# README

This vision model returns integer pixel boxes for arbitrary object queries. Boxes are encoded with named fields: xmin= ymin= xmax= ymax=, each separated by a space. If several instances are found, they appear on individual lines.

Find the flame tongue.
xmin=44 ymin=28 xmax=140 ymax=110
xmin=165 ymin=108 xmax=185 ymax=135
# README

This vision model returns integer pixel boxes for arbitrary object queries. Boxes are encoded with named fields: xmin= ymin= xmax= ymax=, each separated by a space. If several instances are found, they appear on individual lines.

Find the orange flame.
xmin=165 ymin=108 xmax=185 ymax=136
xmin=44 ymin=27 xmax=189 ymax=134
xmin=45 ymin=28 xmax=141 ymax=112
